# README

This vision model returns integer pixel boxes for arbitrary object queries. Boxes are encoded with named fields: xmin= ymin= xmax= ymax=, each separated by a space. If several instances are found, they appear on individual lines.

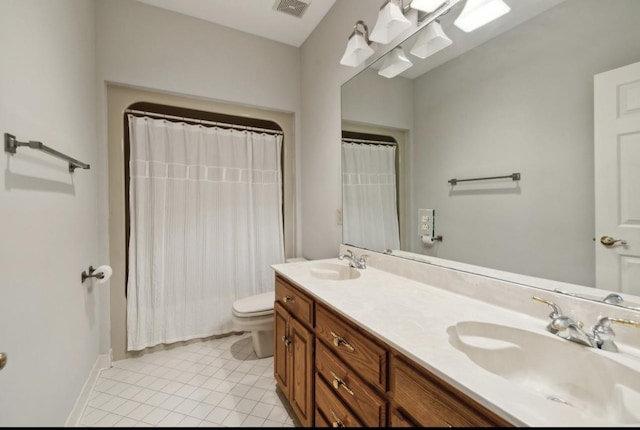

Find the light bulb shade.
xmin=340 ymin=31 xmax=375 ymax=67
xmin=410 ymin=20 xmax=452 ymax=59
xmin=454 ymin=0 xmax=510 ymax=32
xmin=370 ymin=1 xmax=412 ymax=44
xmin=378 ymin=47 xmax=413 ymax=78
xmin=410 ymin=0 xmax=446 ymax=13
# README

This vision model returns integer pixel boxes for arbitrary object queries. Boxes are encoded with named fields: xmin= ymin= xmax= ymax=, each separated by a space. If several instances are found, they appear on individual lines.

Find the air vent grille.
xmin=274 ymin=0 xmax=310 ymax=18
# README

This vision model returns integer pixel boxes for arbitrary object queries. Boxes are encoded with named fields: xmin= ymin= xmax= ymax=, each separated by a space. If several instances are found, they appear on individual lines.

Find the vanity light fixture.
xmin=378 ymin=46 xmax=413 ymax=78
xmin=410 ymin=0 xmax=447 ymax=13
xmin=409 ymin=20 xmax=452 ymax=59
xmin=370 ymin=0 xmax=412 ymax=45
xmin=340 ymin=20 xmax=375 ymax=67
xmin=453 ymin=0 xmax=510 ymax=32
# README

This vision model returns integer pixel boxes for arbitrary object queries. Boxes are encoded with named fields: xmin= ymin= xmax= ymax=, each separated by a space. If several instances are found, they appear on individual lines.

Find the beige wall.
xmin=0 ymin=0 xmax=102 ymax=425
xmin=299 ymin=1 xmax=393 ymax=259
xmin=107 ymin=85 xmax=295 ymax=360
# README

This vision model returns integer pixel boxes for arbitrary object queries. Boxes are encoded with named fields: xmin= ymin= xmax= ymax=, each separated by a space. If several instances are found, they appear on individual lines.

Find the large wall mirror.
xmin=341 ymin=0 xmax=640 ymax=310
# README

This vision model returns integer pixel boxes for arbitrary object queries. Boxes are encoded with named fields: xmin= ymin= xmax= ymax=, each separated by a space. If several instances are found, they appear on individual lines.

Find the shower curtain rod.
xmin=125 ymin=109 xmax=284 ymax=135
xmin=342 ymin=137 xmax=397 ymax=146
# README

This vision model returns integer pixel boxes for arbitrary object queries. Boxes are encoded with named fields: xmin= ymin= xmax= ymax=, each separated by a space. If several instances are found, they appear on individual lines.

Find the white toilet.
xmin=231 ymin=257 xmax=307 ymax=358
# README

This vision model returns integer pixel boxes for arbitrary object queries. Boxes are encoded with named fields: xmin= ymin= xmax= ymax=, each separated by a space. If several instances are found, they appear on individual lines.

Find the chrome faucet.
xmin=338 ymin=249 xmax=368 ymax=269
xmin=532 ymin=296 xmax=598 ymax=348
xmin=532 ymin=296 xmax=640 ymax=351
xmin=602 ymin=293 xmax=624 ymax=305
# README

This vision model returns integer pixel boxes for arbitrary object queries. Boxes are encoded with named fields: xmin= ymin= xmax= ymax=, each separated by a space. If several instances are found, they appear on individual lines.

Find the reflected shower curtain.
xmin=126 ymin=115 xmax=285 ymax=351
xmin=342 ymin=142 xmax=400 ymax=252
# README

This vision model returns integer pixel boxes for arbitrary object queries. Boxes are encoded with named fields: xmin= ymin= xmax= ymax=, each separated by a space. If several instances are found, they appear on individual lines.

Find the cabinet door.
xmin=289 ymin=315 xmax=314 ymax=427
xmin=274 ymin=302 xmax=290 ymax=395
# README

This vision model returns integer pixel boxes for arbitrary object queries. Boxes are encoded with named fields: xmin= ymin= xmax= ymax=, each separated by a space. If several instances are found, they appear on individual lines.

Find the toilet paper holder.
xmin=81 ymin=266 xmax=105 ymax=283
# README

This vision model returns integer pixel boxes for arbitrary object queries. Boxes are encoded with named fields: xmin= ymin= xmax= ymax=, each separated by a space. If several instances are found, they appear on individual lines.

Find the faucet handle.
xmin=592 ymin=316 xmax=640 ymax=352
xmin=358 ymin=254 xmax=368 ymax=269
xmin=532 ymin=296 xmax=564 ymax=319
xmin=339 ymin=249 xmax=354 ymax=260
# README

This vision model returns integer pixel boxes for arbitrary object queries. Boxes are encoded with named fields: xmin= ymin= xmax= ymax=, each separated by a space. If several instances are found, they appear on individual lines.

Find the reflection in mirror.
xmin=341 ymin=0 xmax=640 ymax=309
xmin=341 ymin=131 xmax=400 ymax=252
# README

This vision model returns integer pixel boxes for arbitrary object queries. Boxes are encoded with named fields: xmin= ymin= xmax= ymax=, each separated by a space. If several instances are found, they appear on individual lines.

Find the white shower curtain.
xmin=126 ymin=115 xmax=285 ymax=351
xmin=342 ymin=142 xmax=400 ymax=252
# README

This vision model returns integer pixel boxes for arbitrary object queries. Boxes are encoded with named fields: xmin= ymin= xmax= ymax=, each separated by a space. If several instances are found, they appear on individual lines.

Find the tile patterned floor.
xmin=78 ymin=333 xmax=297 ymax=427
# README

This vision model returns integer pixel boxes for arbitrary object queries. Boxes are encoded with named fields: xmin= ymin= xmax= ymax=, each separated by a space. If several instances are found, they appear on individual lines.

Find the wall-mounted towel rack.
xmin=4 ymin=133 xmax=90 ymax=173
xmin=448 ymin=173 xmax=520 ymax=186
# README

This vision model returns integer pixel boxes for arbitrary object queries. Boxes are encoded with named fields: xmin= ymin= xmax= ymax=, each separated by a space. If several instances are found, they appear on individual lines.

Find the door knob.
xmin=0 ymin=352 xmax=7 ymax=370
xmin=600 ymin=236 xmax=627 ymax=246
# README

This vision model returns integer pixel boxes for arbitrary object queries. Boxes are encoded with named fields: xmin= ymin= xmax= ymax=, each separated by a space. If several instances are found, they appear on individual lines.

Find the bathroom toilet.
xmin=231 ymin=257 xmax=307 ymax=358
xmin=232 ymin=291 xmax=276 ymax=358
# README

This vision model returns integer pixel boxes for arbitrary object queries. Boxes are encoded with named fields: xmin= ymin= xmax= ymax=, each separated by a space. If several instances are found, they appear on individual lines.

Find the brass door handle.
xmin=329 ymin=409 xmax=345 ymax=428
xmin=330 ymin=371 xmax=354 ymax=396
xmin=281 ymin=336 xmax=291 ymax=347
xmin=0 ymin=352 xmax=6 ymax=371
xmin=282 ymin=295 xmax=295 ymax=303
xmin=330 ymin=331 xmax=355 ymax=352
xmin=600 ymin=236 xmax=627 ymax=246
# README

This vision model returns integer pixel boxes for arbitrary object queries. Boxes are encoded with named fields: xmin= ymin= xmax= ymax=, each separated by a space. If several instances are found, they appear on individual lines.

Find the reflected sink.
xmin=447 ymin=321 xmax=640 ymax=425
xmin=309 ymin=262 xmax=361 ymax=281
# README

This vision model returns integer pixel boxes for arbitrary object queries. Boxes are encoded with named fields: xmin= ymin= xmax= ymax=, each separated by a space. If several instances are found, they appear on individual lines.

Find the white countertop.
xmin=271 ymin=258 xmax=640 ymax=427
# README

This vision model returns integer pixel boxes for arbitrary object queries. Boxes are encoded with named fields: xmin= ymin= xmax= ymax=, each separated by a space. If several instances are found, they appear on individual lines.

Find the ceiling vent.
xmin=273 ymin=0 xmax=311 ymax=18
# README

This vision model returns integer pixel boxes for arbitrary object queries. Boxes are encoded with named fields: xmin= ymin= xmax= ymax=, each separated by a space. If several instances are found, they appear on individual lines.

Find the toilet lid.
xmin=232 ymin=291 xmax=275 ymax=317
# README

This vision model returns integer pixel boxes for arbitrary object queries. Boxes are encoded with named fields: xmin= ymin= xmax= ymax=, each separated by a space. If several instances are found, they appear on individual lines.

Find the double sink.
xmin=298 ymin=258 xmax=640 ymax=425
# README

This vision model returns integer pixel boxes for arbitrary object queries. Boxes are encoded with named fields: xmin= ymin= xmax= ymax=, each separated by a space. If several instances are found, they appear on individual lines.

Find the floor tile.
xmin=78 ymin=333 xmax=297 ymax=428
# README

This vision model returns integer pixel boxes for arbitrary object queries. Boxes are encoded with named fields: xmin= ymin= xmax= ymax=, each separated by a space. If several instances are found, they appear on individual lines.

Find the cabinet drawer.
xmin=390 ymin=408 xmax=416 ymax=427
xmin=316 ymin=340 xmax=386 ymax=427
xmin=315 ymin=374 xmax=364 ymax=428
xmin=316 ymin=303 xmax=388 ymax=392
xmin=275 ymin=275 xmax=313 ymax=327
xmin=391 ymin=356 xmax=510 ymax=427
xmin=315 ymin=409 xmax=331 ymax=427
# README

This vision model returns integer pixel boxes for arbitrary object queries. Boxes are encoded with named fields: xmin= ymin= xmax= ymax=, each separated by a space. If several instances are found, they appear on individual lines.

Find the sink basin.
xmin=447 ymin=321 xmax=640 ymax=425
xmin=309 ymin=262 xmax=361 ymax=281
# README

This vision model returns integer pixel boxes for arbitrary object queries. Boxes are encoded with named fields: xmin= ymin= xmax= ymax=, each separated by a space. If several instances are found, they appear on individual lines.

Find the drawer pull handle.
xmin=283 ymin=295 xmax=295 ymax=303
xmin=329 ymin=409 xmax=345 ymax=428
xmin=330 ymin=331 xmax=355 ymax=352
xmin=330 ymin=371 xmax=354 ymax=396
xmin=282 ymin=336 xmax=291 ymax=347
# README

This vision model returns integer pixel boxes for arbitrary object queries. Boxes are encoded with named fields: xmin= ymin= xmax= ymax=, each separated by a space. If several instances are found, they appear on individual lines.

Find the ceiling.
xmin=136 ymin=0 xmax=336 ymax=47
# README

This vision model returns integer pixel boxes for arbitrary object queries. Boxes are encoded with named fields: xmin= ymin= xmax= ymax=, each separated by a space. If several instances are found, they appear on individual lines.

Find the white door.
xmin=594 ymin=61 xmax=640 ymax=295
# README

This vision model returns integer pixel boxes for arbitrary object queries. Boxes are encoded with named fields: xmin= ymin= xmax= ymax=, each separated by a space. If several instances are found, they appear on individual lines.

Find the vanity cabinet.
xmin=390 ymin=355 xmax=511 ymax=427
xmin=274 ymin=276 xmax=314 ymax=427
xmin=273 ymin=273 xmax=512 ymax=427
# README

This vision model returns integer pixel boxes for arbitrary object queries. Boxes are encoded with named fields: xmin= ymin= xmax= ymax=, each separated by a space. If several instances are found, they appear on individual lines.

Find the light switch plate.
xmin=418 ymin=209 xmax=434 ymax=236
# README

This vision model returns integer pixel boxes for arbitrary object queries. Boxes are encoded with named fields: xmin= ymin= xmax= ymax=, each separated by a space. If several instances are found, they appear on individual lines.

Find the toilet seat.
xmin=232 ymin=291 xmax=274 ymax=318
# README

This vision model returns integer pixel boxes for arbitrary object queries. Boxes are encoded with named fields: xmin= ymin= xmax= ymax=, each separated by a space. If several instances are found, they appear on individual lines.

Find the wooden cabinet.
xmin=274 ymin=276 xmax=314 ymax=427
xmin=273 ymin=273 xmax=513 ymax=428
xmin=390 ymin=355 xmax=511 ymax=427
xmin=315 ymin=340 xmax=387 ymax=427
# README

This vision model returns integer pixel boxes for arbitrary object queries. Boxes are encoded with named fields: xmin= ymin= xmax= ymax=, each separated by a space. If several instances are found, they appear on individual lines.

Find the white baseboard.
xmin=65 ymin=350 xmax=112 ymax=427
